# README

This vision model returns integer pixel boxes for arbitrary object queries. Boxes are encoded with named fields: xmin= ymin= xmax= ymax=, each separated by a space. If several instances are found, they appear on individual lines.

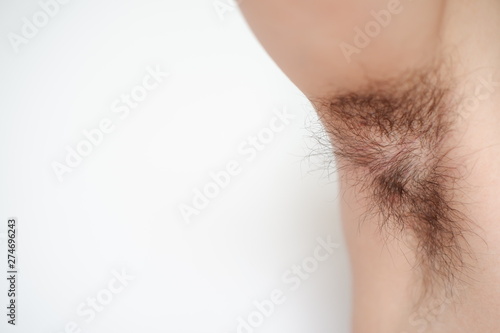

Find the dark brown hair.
xmin=311 ymin=65 xmax=476 ymax=299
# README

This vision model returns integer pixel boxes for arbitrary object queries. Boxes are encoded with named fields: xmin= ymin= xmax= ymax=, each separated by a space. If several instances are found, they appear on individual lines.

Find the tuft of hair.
xmin=310 ymin=65 xmax=476 ymax=301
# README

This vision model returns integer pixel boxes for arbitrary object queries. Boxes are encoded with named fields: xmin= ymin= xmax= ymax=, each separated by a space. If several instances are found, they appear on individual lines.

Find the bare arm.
xmin=240 ymin=1 xmax=500 ymax=332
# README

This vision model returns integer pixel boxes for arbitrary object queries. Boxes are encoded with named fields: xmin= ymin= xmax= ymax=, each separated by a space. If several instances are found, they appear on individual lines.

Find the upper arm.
xmin=239 ymin=0 xmax=447 ymax=97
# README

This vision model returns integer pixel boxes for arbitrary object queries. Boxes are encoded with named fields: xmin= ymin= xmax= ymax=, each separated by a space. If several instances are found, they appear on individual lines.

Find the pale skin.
xmin=239 ymin=1 xmax=500 ymax=332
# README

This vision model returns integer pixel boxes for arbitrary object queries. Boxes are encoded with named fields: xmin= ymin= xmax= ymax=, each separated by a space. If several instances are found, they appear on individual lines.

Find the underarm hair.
xmin=311 ymin=64 xmax=475 ymax=297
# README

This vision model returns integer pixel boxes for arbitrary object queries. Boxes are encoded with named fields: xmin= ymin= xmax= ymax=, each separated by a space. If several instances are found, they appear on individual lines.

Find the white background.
xmin=0 ymin=1 xmax=351 ymax=332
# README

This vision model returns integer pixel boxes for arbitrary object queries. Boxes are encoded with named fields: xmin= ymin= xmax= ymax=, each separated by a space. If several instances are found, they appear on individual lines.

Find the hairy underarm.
xmin=311 ymin=63 xmax=475 ymax=298
xmin=239 ymin=0 xmax=500 ymax=329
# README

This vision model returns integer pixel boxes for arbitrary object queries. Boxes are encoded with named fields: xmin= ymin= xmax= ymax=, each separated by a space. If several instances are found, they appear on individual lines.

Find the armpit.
xmin=311 ymin=65 xmax=474 ymax=298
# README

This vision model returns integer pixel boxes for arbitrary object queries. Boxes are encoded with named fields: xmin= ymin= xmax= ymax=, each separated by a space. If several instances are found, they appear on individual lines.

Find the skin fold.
xmin=239 ymin=1 xmax=500 ymax=332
